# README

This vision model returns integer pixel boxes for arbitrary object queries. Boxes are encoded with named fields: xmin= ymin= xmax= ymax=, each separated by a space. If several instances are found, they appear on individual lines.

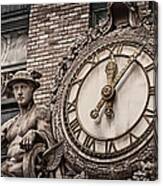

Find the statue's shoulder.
xmin=35 ymin=104 xmax=51 ymax=122
xmin=1 ymin=114 xmax=19 ymax=131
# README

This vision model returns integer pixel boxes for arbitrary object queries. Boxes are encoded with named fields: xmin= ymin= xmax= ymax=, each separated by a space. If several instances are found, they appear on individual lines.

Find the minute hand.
xmin=112 ymin=45 xmax=145 ymax=88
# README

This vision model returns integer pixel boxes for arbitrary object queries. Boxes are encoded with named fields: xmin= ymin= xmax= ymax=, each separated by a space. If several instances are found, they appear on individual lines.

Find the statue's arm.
xmin=1 ymin=118 xmax=15 ymax=161
xmin=1 ymin=118 xmax=14 ymax=143
xmin=35 ymin=119 xmax=54 ymax=147
xmin=20 ymin=106 xmax=54 ymax=151
xmin=20 ymin=119 xmax=54 ymax=152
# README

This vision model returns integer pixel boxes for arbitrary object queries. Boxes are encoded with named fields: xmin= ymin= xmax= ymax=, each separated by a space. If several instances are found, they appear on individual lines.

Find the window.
xmin=1 ymin=5 xmax=30 ymax=124
xmin=89 ymin=3 xmax=108 ymax=28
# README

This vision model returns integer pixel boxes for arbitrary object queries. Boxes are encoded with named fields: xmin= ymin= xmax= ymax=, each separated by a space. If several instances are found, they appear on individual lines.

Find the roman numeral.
xmin=144 ymin=108 xmax=157 ymax=117
xmin=67 ymin=99 xmax=76 ymax=114
xmin=74 ymin=128 xmax=82 ymax=139
xmin=94 ymin=52 xmax=100 ymax=64
xmin=69 ymin=118 xmax=81 ymax=139
xmin=149 ymin=86 xmax=155 ymax=96
xmin=116 ymin=43 xmax=123 ymax=55
xmin=105 ymin=141 xmax=117 ymax=153
xmin=69 ymin=118 xmax=79 ymax=131
xmin=108 ymin=141 xmax=117 ymax=153
xmin=105 ymin=141 xmax=108 ymax=153
xmin=83 ymin=135 xmax=96 ymax=151
xmin=86 ymin=52 xmax=99 ymax=66
xmin=86 ymin=59 xmax=96 ymax=66
xmin=129 ymin=132 xmax=138 ymax=144
xmin=144 ymin=63 xmax=156 ymax=72
xmin=143 ymin=108 xmax=157 ymax=125
xmin=72 ymin=76 xmax=83 ymax=86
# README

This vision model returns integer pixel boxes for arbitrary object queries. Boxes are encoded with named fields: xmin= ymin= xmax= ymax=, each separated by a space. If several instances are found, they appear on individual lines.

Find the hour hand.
xmin=90 ymin=57 xmax=117 ymax=120
xmin=90 ymin=98 xmax=105 ymax=119
xmin=105 ymin=101 xmax=114 ymax=119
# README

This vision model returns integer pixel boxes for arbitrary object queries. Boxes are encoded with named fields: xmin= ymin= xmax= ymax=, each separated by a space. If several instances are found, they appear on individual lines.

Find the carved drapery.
xmin=1 ymin=33 xmax=28 ymax=66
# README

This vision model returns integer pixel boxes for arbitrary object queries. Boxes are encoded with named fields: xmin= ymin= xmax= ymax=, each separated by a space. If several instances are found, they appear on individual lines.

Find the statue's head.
xmin=6 ymin=71 xmax=41 ymax=106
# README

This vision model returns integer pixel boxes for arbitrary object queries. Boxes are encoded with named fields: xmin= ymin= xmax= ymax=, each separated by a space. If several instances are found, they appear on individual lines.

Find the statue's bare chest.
xmin=7 ymin=109 xmax=37 ymax=141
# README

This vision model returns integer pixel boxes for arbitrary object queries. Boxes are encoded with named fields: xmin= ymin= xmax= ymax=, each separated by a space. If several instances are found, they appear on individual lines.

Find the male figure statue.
xmin=1 ymin=71 xmax=54 ymax=177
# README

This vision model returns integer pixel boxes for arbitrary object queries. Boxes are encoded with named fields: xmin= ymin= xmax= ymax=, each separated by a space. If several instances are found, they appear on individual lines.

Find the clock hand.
xmin=90 ymin=44 xmax=146 ymax=120
xmin=90 ymin=98 xmax=105 ymax=119
xmin=105 ymin=98 xmax=115 ymax=119
xmin=105 ymin=55 xmax=118 ymax=85
xmin=113 ymin=44 xmax=146 ymax=88
xmin=104 ymin=56 xmax=117 ymax=119
xmin=90 ymin=84 xmax=115 ymax=119
xmin=90 ymin=56 xmax=117 ymax=120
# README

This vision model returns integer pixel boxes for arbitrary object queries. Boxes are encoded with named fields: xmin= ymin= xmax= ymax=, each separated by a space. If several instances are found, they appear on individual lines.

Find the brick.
xmin=27 ymin=3 xmax=89 ymax=104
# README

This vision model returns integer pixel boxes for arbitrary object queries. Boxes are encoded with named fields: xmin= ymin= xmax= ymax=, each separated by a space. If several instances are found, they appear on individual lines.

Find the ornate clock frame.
xmin=51 ymin=2 xmax=158 ymax=180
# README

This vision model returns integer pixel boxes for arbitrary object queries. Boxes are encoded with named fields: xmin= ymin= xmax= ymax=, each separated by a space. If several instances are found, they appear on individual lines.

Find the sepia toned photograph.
xmin=1 ymin=1 xmax=158 ymax=180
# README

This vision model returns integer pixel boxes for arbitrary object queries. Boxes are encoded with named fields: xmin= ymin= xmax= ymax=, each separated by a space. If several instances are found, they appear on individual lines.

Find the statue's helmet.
xmin=5 ymin=70 xmax=41 ymax=92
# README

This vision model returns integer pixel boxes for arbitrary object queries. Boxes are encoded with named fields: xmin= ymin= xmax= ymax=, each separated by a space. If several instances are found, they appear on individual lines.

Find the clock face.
xmin=61 ymin=42 xmax=156 ymax=163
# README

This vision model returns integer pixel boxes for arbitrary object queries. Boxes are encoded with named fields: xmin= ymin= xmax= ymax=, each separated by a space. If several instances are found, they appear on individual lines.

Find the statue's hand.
xmin=20 ymin=130 xmax=36 ymax=151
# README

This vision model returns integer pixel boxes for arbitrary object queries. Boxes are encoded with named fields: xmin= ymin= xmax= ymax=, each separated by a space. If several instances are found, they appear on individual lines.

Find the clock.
xmin=55 ymin=28 xmax=157 ymax=176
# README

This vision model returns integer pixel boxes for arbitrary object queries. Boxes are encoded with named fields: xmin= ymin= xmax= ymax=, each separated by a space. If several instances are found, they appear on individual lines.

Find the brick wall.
xmin=27 ymin=3 xmax=89 ymax=105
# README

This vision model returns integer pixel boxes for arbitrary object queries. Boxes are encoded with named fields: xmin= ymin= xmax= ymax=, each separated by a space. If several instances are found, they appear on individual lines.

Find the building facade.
xmin=1 ymin=3 xmax=108 ymax=121
xmin=1 ymin=2 xmax=158 ymax=180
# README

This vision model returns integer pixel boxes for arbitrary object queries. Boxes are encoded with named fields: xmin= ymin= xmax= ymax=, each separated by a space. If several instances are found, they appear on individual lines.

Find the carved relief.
xmin=1 ymin=72 xmax=15 ymax=98
xmin=1 ymin=33 xmax=28 ymax=66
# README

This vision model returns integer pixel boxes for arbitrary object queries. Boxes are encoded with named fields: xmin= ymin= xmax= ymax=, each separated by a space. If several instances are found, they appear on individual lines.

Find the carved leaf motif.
xmin=42 ymin=140 xmax=64 ymax=171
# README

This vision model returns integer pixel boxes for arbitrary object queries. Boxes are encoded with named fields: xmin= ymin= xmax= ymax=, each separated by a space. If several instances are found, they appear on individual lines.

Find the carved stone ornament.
xmin=1 ymin=33 xmax=28 ymax=66
xmin=51 ymin=2 xmax=157 ymax=180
